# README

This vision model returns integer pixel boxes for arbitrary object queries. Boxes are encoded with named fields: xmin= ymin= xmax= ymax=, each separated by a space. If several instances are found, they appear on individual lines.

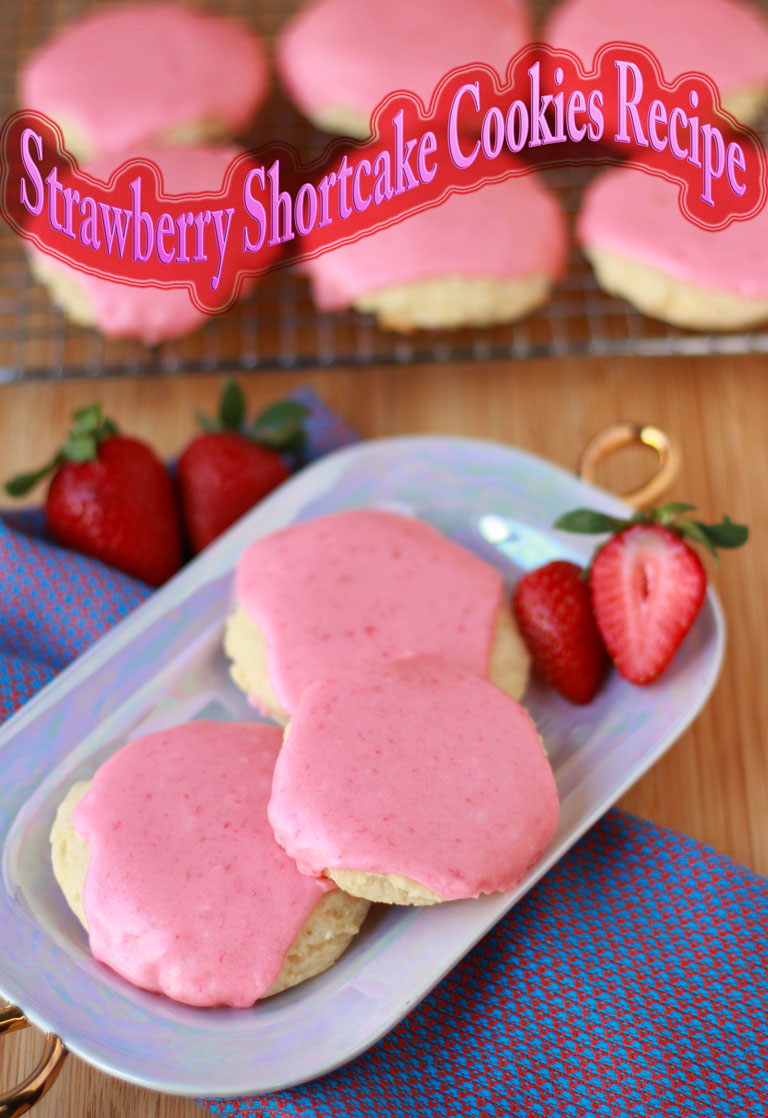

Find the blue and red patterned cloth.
xmin=1 ymin=391 xmax=766 ymax=1117
xmin=204 ymin=813 xmax=767 ymax=1118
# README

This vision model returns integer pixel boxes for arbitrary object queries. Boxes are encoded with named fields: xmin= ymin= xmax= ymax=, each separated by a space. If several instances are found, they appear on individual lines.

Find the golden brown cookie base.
xmin=584 ymin=246 xmax=768 ymax=332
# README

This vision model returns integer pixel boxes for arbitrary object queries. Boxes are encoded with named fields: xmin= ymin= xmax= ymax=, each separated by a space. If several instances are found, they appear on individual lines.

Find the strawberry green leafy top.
xmin=554 ymin=503 xmax=748 ymax=564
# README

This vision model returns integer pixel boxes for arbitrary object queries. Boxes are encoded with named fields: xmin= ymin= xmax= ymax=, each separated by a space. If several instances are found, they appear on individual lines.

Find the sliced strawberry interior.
xmin=592 ymin=525 xmax=707 ymax=685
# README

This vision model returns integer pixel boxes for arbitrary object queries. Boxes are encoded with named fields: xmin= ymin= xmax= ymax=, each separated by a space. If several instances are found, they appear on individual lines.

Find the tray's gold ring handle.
xmin=0 ymin=1004 xmax=67 ymax=1117
xmin=578 ymin=422 xmax=681 ymax=509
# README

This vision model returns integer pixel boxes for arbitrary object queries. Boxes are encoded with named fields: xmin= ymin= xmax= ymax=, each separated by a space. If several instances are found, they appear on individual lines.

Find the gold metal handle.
xmin=578 ymin=422 xmax=681 ymax=509
xmin=0 ymin=1005 xmax=67 ymax=1118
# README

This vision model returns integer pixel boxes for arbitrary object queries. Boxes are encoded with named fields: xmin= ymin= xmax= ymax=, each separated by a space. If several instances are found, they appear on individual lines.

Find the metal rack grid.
xmin=2 ymin=0 xmax=768 ymax=381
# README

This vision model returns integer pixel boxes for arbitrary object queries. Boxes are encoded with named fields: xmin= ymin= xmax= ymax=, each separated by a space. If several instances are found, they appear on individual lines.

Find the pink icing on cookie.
xmin=19 ymin=3 xmax=268 ymax=159
xmin=235 ymin=509 xmax=505 ymax=715
xmin=277 ymin=0 xmax=533 ymax=129
xmin=269 ymin=656 xmax=559 ymax=899
xmin=302 ymin=176 xmax=567 ymax=310
xmin=545 ymin=0 xmax=768 ymax=101
xmin=30 ymin=144 xmax=251 ymax=343
xmin=71 ymin=721 xmax=333 ymax=1008
xmin=577 ymin=166 xmax=768 ymax=298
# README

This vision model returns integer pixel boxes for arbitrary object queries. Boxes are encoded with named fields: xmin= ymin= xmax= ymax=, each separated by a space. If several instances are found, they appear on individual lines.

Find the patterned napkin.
xmin=1 ymin=390 xmax=765 ymax=1118
xmin=203 ymin=811 xmax=767 ymax=1118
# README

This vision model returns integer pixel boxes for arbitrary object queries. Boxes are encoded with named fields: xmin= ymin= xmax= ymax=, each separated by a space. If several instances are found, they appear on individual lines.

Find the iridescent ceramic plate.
xmin=0 ymin=436 xmax=724 ymax=1097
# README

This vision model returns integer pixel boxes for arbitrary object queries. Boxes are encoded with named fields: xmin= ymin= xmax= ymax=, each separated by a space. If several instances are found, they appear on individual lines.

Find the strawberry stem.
xmin=554 ymin=509 xmax=628 ymax=534
xmin=218 ymin=378 xmax=247 ymax=431
xmin=4 ymin=457 xmax=61 ymax=497
xmin=196 ymin=379 xmax=308 ymax=453
xmin=4 ymin=403 xmax=118 ymax=498
xmin=554 ymin=502 xmax=748 ymax=564
xmin=250 ymin=399 xmax=308 ymax=453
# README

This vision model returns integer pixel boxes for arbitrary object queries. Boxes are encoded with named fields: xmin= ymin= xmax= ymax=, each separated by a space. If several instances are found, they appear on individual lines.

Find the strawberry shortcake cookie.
xmin=50 ymin=721 xmax=369 ymax=1007
xmin=224 ymin=508 xmax=531 ymax=723
xmin=269 ymin=656 xmax=559 ymax=905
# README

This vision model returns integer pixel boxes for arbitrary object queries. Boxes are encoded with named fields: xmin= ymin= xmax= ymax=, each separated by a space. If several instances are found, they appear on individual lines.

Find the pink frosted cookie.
xmin=224 ymin=508 xmax=531 ymax=723
xmin=277 ymin=0 xmax=533 ymax=137
xmin=301 ymin=176 xmax=567 ymax=331
xmin=544 ymin=0 xmax=768 ymax=126
xmin=269 ymin=656 xmax=559 ymax=905
xmin=28 ymin=144 xmax=260 ymax=344
xmin=49 ymin=721 xmax=369 ymax=1007
xmin=577 ymin=166 xmax=768 ymax=330
xmin=19 ymin=3 xmax=269 ymax=162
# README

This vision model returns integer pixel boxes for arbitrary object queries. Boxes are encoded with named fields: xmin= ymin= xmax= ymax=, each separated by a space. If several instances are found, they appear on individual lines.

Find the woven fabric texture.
xmin=202 ymin=811 xmax=768 ymax=1118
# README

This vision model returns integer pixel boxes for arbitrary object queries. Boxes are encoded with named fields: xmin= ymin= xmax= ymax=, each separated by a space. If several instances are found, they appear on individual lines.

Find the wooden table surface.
xmin=1 ymin=354 xmax=767 ymax=1117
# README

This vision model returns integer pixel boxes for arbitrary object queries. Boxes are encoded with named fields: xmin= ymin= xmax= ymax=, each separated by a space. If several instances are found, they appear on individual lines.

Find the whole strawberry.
xmin=513 ymin=560 xmax=610 ymax=704
xmin=5 ymin=405 xmax=182 ymax=586
xmin=178 ymin=381 xmax=306 ymax=553
xmin=555 ymin=503 xmax=749 ymax=685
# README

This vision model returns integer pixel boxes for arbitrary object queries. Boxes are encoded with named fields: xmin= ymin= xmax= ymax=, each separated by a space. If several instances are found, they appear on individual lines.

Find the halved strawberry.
xmin=589 ymin=524 xmax=706 ymax=684
xmin=513 ymin=560 xmax=610 ymax=704
xmin=555 ymin=503 xmax=748 ymax=686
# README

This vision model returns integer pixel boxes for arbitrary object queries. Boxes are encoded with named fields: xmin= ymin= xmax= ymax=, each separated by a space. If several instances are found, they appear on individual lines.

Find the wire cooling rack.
xmin=2 ymin=0 xmax=768 ymax=381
